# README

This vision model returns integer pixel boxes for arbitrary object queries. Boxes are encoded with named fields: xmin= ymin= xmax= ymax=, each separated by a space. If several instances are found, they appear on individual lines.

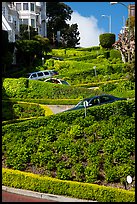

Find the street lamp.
xmin=110 ymin=2 xmax=131 ymax=63
xmin=101 ymin=15 xmax=111 ymax=33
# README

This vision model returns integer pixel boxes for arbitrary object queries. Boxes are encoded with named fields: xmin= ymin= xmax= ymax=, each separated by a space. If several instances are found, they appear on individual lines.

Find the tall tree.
xmin=61 ymin=24 xmax=80 ymax=48
xmin=46 ymin=2 xmax=80 ymax=48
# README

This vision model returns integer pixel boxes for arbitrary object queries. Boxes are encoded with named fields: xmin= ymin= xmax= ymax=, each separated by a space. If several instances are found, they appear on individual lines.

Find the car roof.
xmin=28 ymin=70 xmax=56 ymax=74
xmin=82 ymin=94 xmax=114 ymax=101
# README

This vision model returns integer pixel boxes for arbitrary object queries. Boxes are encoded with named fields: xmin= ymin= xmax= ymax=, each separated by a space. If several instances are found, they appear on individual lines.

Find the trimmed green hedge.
xmin=2 ymin=78 xmax=102 ymax=100
xmin=2 ymin=168 xmax=135 ymax=202
xmin=99 ymin=33 xmax=115 ymax=49
xmin=2 ymin=100 xmax=46 ymax=120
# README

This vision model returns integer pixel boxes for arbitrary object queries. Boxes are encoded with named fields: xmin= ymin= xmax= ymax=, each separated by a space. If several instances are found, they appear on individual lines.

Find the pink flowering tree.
xmin=112 ymin=17 xmax=135 ymax=63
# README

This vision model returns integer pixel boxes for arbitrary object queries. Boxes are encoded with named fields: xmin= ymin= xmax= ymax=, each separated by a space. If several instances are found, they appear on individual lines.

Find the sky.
xmin=64 ymin=2 xmax=135 ymax=47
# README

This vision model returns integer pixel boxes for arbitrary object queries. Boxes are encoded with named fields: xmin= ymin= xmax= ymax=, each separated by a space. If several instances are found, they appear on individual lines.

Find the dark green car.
xmin=65 ymin=94 xmax=127 ymax=112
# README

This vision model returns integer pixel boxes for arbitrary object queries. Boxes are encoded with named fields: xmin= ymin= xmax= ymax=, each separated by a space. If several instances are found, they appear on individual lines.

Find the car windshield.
xmin=60 ymin=80 xmax=69 ymax=85
xmin=76 ymin=98 xmax=91 ymax=107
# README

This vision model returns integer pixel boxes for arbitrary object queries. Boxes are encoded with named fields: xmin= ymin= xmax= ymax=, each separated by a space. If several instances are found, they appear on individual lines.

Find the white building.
xmin=2 ymin=2 xmax=20 ymax=42
xmin=2 ymin=2 xmax=47 ymax=42
xmin=14 ymin=2 xmax=47 ymax=37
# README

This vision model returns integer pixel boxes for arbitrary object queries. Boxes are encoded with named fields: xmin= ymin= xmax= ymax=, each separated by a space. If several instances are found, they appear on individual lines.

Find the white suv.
xmin=27 ymin=70 xmax=58 ymax=80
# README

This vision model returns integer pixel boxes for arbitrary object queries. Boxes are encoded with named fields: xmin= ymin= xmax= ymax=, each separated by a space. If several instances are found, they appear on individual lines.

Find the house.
xmin=13 ymin=2 xmax=47 ymax=37
xmin=2 ymin=2 xmax=20 ymax=42
xmin=2 ymin=2 xmax=47 ymax=65
xmin=2 ymin=2 xmax=47 ymax=41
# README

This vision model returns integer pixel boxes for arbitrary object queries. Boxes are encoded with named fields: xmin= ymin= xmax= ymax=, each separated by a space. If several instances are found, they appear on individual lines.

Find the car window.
xmin=46 ymin=79 xmax=52 ymax=82
xmin=31 ymin=73 xmax=37 ymax=78
xmin=89 ymin=98 xmax=99 ymax=106
xmin=100 ymin=96 xmax=112 ymax=103
xmin=76 ymin=98 xmax=90 ymax=107
xmin=44 ymin=72 xmax=50 ymax=76
xmin=61 ymin=80 xmax=69 ymax=85
xmin=37 ymin=72 xmax=44 ymax=77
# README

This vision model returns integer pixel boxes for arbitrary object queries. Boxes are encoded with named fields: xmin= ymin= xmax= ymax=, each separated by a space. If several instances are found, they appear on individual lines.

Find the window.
xmin=22 ymin=19 xmax=28 ymax=25
xmin=31 ymin=73 xmax=37 ymax=78
xmin=14 ymin=20 xmax=17 ymax=29
xmin=100 ymin=96 xmax=111 ymax=103
xmin=19 ymin=19 xmax=22 ymax=25
xmin=31 ymin=19 xmax=35 ymax=27
xmin=30 ymin=3 xmax=35 ymax=11
xmin=8 ymin=15 xmax=12 ymax=22
xmin=37 ymin=72 xmax=44 ymax=77
xmin=43 ymin=72 xmax=49 ymax=76
xmin=16 ymin=3 xmax=21 ymax=11
xmin=2 ymin=6 xmax=6 ymax=16
xmin=90 ymin=98 xmax=99 ymax=106
xmin=23 ymin=3 xmax=28 ymax=10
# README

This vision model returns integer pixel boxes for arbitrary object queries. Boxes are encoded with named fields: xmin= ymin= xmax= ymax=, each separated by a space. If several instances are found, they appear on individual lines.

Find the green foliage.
xmin=19 ymin=24 xmax=38 ymax=40
xmin=12 ymin=103 xmax=45 ymax=119
xmin=123 ymin=60 xmax=135 ymax=82
xmin=46 ymin=2 xmax=80 ymax=48
xmin=99 ymin=33 xmax=116 ymax=49
xmin=2 ymin=45 xmax=135 ymax=197
xmin=2 ymin=99 xmax=135 ymax=185
xmin=2 ymin=168 xmax=135 ymax=202
xmin=110 ymin=49 xmax=121 ymax=59
xmin=2 ymin=78 xmax=102 ymax=100
xmin=15 ymin=36 xmax=51 ymax=68
xmin=33 ymin=35 xmax=51 ymax=54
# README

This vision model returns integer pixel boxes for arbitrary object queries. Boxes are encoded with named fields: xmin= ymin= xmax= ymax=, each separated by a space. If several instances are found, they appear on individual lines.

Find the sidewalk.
xmin=2 ymin=186 xmax=97 ymax=202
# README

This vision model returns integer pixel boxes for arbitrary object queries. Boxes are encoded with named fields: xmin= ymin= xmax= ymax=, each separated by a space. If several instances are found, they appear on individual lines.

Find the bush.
xmin=110 ymin=49 xmax=121 ymax=59
xmin=99 ymin=33 xmax=116 ymax=49
xmin=2 ymin=77 xmax=102 ymax=100
xmin=2 ymin=168 xmax=135 ymax=202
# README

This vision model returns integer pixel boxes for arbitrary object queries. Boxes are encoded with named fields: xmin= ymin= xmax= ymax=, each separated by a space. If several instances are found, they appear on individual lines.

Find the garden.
xmin=2 ymin=46 xmax=135 ymax=202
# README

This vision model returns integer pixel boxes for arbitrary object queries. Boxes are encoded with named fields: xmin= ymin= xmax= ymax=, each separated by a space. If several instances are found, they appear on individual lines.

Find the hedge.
xmin=2 ymin=168 xmax=135 ymax=202
xmin=2 ymin=100 xmax=48 ymax=120
xmin=2 ymin=78 xmax=102 ymax=100
xmin=99 ymin=33 xmax=116 ymax=49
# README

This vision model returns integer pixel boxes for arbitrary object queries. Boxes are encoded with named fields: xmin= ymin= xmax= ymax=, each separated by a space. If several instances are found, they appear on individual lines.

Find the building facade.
xmin=2 ymin=2 xmax=47 ymax=42
xmin=2 ymin=2 xmax=20 ymax=42
xmin=128 ymin=4 xmax=135 ymax=17
xmin=14 ymin=2 xmax=47 ymax=37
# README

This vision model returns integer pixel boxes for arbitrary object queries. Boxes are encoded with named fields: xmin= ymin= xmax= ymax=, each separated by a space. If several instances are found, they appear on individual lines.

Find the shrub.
xmin=99 ymin=33 xmax=116 ymax=49
xmin=110 ymin=49 xmax=121 ymax=59
xmin=2 ymin=168 xmax=135 ymax=202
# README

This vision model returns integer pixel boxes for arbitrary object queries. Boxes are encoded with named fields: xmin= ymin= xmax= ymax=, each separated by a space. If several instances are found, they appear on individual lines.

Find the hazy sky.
xmin=67 ymin=11 xmax=105 ymax=47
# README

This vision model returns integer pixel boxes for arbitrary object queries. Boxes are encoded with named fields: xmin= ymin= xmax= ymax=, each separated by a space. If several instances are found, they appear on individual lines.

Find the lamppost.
xmin=110 ymin=2 xmax=131 ymax=63
xmin=101 ymin=15 xmax=112 ymax=33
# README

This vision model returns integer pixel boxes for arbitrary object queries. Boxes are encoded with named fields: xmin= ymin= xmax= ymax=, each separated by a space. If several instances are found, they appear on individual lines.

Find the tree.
xmin=46 ymin=2 xmax=80 ymax=48
xmin=112 ymin=16 xmax=135 ymax=63
xmin=19 ymin=24 xmax=38 ymax=40
xmin=33 ymin=35 xmax=51 ymax=57
xmin=61 ymin=24 xmax=80 ymax=48
xmin=15 ymin=36 xmax=51 ymax=69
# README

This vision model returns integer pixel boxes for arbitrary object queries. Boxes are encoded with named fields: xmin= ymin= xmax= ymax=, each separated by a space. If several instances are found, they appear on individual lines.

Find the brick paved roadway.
xmin=2 ymin=191 xmax=58 ymax=202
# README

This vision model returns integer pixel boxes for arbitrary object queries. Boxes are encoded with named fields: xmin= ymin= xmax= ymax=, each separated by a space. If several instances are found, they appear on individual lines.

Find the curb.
xmin=2 ymin=186 xmax=97 ymax=202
